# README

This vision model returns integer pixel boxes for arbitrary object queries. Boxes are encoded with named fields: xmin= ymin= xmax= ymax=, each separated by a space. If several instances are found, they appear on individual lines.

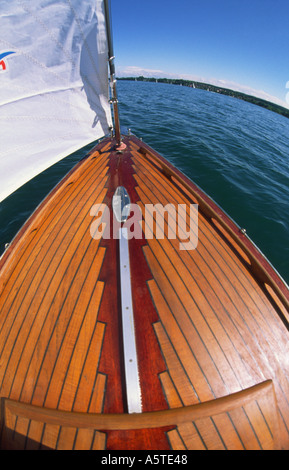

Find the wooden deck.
xmin=0 ymin=135 xmax=289 ymax=450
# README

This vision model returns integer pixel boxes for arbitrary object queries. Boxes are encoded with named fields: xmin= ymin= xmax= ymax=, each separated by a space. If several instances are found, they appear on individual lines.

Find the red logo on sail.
xmin=0 ymin=51 xmax=15 ymax=71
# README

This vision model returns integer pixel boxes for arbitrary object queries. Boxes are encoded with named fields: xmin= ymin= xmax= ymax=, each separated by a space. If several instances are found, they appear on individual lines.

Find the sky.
xmin=110 ymin=0 xmax=289 ymax=108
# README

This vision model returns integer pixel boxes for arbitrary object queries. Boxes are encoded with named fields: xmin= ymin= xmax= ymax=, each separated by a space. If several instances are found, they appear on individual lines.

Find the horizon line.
xmin=116 ymin=66 xmax=289 ymax=111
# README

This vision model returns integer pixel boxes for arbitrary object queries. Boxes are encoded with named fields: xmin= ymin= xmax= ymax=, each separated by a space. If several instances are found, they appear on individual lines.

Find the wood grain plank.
xmin=0 ymin=182 xmax=108 ymax=401
xmin=0 ymin=178 xmax=108 ymax=395
xmin=90 ymin=431 xmax=106 ymax=450
xmin=133 ymin=148 xmax=289 ymax=340
xmin=145 ymin=251 xmax=233 ymax=399
xmin=144 ymin=227 xmax=253 ymax=393
xmin=134 ymin=157 xmax=289 ymax=443
xmin=177 ymin=422 xmax=207 ymax=450
xmin=0 ymin=155 xmax=109 ymax=309
xmin=243 ymin=401 xmax=276 ymax=450
xmin=44 ymin=278 xmax=105 ymax=411
xmin=193 ymin=417 xmax=226 ymax=450
xmin=56 ymin=372 xmax=107 ymax=450
xmin=159 ymin=371 xmax=183 ymax=409
xmin=0 ymin=160 xmax=108 ymax=337
xmin=159 ymin=368 xmax=245 ymax=449
xmin=152 ymin=319 xmax=208 ymax=404
xmin=167 ymin=429 xmax=187 ymax=450
xmin=228 ymin=407 xmax=263 ymax=450
xmin=131 ymin=137 xmax=289 ymax=315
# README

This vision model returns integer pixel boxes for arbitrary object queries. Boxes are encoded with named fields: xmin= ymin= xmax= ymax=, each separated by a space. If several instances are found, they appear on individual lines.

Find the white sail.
xmin=0 ymin=0 xmax=112 ymax=202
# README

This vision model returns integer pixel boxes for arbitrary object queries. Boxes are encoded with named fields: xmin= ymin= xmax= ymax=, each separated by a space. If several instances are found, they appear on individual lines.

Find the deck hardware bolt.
xmin=240 ymin=228 xmax=247 ymax=234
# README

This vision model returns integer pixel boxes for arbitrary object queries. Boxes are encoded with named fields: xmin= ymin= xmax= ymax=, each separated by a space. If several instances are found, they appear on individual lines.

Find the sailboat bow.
xmin=0 ymin=0 xmax=289 ymax=451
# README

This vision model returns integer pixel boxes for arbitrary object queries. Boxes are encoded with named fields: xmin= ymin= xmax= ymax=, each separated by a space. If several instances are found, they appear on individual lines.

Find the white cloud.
xmin=286 ymin=81 xmax=289 ymax=106
xmin=116 ymin=66 xmax=289 ymax=110
xmin=117 ymin=66 xmax=167 ymax=78
xmin=207 ymin=77 xmax=289 ymax=109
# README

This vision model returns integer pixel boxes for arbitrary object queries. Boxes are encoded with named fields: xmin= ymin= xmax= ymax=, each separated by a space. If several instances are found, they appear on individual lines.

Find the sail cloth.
xmin=0 ymin=0 xmax=112 ymax=202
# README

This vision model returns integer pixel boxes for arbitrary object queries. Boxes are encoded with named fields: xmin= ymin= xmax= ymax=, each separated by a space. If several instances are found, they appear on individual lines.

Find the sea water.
xmin=0 ymin=80 xmax=288 ymax=284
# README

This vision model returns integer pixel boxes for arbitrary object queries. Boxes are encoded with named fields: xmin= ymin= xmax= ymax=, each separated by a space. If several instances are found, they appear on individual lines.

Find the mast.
xmin=103 ymin=0 xmax=123 ymax=148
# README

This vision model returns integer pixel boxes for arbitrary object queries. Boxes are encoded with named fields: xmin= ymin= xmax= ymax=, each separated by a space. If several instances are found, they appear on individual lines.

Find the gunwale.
xmin=0 ymin=134 xmax=289 ymax=450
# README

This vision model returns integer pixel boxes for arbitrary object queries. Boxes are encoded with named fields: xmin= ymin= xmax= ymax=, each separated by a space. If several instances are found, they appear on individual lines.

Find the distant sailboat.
xmin=0 ymin=0 xmax=289 ymax=450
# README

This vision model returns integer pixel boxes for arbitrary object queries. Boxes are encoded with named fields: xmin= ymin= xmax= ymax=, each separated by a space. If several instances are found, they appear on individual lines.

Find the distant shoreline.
xmin=118 ymin=76 xmax=289 ymax=120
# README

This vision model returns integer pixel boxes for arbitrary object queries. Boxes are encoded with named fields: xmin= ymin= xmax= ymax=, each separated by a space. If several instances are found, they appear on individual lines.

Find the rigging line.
xmin=103 ymin=0 xmax=122 ymax=146
xmin=109 ymin=0 xmax=113 ymax=42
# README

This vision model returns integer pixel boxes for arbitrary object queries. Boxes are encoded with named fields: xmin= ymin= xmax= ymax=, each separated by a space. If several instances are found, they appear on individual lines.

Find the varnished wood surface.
xmin=0 ymin=135 xmax=288 ymax=450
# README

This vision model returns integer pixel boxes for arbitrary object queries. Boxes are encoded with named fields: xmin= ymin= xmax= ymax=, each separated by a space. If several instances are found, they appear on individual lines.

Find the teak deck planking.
xmin=0 ymin=135 xmax=288 ymax=450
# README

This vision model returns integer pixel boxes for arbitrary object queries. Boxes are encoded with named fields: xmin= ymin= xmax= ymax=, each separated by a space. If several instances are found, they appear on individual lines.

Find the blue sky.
xmin=110 ymin=0 xmax=289 ymax=108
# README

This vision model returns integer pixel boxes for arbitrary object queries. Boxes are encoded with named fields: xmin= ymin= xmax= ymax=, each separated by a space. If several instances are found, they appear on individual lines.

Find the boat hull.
xmin=0 ymin=135 xmax=288 ymax=450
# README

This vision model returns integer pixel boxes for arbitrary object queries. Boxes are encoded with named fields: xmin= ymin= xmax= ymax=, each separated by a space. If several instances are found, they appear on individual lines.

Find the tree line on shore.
xmin=118 ymin=76 xmax=289 ymax=119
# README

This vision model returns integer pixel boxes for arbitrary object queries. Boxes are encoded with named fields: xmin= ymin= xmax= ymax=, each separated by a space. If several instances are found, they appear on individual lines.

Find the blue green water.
xmin=0 ymin=80 xmax=289 ymax=284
